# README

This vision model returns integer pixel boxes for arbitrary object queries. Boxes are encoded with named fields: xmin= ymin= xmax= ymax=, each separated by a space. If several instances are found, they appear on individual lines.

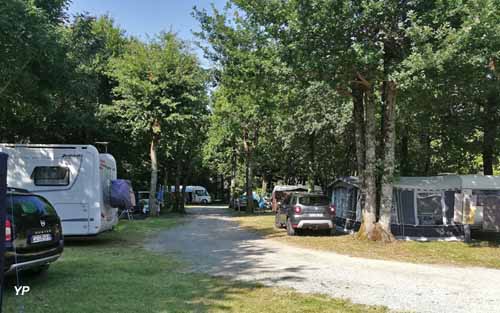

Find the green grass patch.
xmin=233 ymin=213 xmax=500 ymax=269
xmin=4 ymin=214 xmax=388 ymax=313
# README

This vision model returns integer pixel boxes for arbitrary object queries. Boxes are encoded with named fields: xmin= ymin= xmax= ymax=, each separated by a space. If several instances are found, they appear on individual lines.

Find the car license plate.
xmin=309 ymin=213 xmax=324 ymax=217
xmin=31 ymin=234 xmax=52 ymax=243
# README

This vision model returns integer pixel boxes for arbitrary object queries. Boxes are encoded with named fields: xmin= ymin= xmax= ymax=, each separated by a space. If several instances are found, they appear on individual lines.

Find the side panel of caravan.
xmin=0 ymin=144 xmax=119 ymax=236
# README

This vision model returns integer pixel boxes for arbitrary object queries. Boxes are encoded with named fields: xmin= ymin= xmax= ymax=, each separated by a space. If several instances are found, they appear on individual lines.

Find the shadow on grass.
xmin=3 ymin=209 xmax=390 ymax=313
xmin=2 ymin=216 xmax=281 ymax=313
xmin=468 ymin=232 xmax=500 ymax=248
xmin=146 ymin=207 xmax=359 ymax=288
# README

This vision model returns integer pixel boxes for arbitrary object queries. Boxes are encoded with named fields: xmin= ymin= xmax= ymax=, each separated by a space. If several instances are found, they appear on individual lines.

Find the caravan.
xmin=0 ymin=144 xmax=119 ymax=236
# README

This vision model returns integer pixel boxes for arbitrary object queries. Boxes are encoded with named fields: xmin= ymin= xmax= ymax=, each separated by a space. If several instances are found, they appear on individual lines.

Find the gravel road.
xmin=147 ymin=206 xmax=500 ymax=313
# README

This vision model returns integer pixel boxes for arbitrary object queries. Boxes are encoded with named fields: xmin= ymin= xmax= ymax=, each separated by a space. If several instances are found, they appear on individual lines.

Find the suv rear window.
xmin=7 ymin=195 xmax=58 ymax=216
xmin=299 ymin=195 xmax=329 ymax=206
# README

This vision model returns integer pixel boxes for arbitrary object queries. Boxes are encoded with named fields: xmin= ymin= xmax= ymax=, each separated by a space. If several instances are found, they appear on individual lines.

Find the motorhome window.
xmin=195 ymin=190 xmax=205 ymax=196
xmin=416 ymin=192 xmax=443 ymax=225
xmin=32 ymin=166 xmax=70 ymax=186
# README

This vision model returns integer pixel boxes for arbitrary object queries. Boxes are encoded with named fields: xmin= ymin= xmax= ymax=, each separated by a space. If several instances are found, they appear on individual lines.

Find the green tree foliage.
xmin=0 ymin=2 xmax=210 ymax=214
xmin=195 ymin=4 xmax=284 ymax=212
xmin=199 ymin=0 xmax=499 ymax=241
xmin=105 ymin=33 xmax=208 ymax=214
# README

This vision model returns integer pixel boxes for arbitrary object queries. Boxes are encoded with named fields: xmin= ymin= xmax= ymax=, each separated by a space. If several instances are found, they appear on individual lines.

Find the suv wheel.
xmin=286 ymin=218 xmax=296 ymax=236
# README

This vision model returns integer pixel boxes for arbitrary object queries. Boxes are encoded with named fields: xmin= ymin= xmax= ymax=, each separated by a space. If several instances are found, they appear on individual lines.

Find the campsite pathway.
xmin=147 ymin=206 xmax=500 ymax=313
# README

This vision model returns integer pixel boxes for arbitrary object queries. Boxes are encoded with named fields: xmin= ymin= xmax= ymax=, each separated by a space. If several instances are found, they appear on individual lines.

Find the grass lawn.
xmin=232 ymin=213 xmax=500 ymax=269
xmin=3 ymin=214 xmax=388 ymax=313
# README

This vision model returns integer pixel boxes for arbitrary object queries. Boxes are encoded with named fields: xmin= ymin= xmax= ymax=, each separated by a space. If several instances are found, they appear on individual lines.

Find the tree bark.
xmin=379 ymin=81 xmax=397 ymax=239
xmin=148 ymin=135 xmax=159 ymax=217
xmin=247 ymin=153 xmax=254 ymax=213
xmin=482 ymin=94 xmax=497 ymax=175
xmin=230 ymin=150 xmax=236 ymax=208
xmin=421 ymin=133 xmax=431 ymax=175
xmin=307 ymin=132 xmax=316 ymax=192
xmin=261 ymin=175 xmax=268 ymax=195
xmin=353 ymin=86 xmax=365 ymax=175
xmin=400 ymin=126 xmax=409 ymax=175
xmin=243 ymin=129 xmax=254 ymax=213
xmin=163 ymin=169 xmax=169 ymax=210
xmin=360 ymin=87 xmax=377 ymax=238
xmin=352 ymin=82 xmax=366 ymax=210
xmin=173 ymin=160 xmax=183 ymax=213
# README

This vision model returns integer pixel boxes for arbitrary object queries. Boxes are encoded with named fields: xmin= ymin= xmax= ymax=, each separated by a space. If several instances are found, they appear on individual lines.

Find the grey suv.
xmin=275 ymin=192 xmax=335 ymax=236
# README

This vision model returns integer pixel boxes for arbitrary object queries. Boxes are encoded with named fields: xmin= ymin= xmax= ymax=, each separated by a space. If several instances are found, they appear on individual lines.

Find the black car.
xmin=4 ymin=188 xmax=64 ymax=274
xmin=275 ymin=192 xmax=335 ymax=236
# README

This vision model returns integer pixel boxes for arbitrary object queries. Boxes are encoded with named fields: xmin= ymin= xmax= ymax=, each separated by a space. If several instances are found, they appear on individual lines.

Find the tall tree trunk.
xmin=181 ymin=162 xmax=192 ymax=212
xmin=379 ymin=81 xmax=397 ymax=240
xmin=483 ymin=94 xmax=497 ymax=175
xmin=247 ymin=153 xmax=254 ymax=213
xmin=149 ymin=135 xmax=159 ymax=217
xmin=360 ymin=87 xmax=377 ymax=239
xmin=174 ymin=161 xmax=182 ymax=213
xmin=262 ymin=175 xmax=268 ymax=195
xmin=422 ymin=133 xmax=431 ymax=175
xmin=243 ymin=130 xmax=254 ymax=213
xmin=230 ymin=151 xmax=236 ymax=208
xmin=400 ymin=126 xmax=409 ymax=175
xmin=352 ymin=83 xmax=366 ymax=210
xmin=163 ymin=169 xmax=169 ymax=210
xmin=220 ymin=174 xmax=225 ymax=201
xmin=307 ymin=132 xmax=316 ymax=192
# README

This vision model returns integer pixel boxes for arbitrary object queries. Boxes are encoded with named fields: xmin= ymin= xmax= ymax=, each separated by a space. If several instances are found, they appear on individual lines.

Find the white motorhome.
xmin=170 ymin=185 xmax=211 ymax=204
xmin=0 ymin=144 xmax=119 ymax=236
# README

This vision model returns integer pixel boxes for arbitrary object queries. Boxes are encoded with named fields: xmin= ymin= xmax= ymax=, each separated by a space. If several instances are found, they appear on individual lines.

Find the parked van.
xmin=0 ymin=144 xmax=119 ymax=236
xmin=170 ymin=185 xmax=211 ymax=204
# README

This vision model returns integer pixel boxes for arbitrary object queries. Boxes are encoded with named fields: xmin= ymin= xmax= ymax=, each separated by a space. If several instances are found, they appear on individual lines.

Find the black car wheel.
xmin=286 ymin=218 xmax=296 ymax=236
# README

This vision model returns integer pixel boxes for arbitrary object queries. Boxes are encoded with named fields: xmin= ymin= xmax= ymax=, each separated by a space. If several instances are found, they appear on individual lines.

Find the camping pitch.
xmin=330 ymin=175 xmax=500 ymax=240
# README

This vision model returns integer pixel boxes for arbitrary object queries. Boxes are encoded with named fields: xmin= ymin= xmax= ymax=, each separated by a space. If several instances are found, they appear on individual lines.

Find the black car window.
xmin=6 ymin=195 xmax=58 ymax=216
xmin=299 ymin=195 xmax=329 ymax=206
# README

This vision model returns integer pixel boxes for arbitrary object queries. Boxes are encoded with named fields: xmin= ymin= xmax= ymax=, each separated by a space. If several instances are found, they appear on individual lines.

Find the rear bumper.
xmin=5 ymin=254 xmax=61 ymax=274
xmin=4 ymin=240 xmax=64 ymax=274
xmin=295 ymin=219 xmax=334 ymax=229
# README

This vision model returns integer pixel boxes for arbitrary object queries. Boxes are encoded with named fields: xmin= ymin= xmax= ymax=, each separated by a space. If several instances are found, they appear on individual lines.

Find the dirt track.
xmin=147 ymin=206 xmax=500 ymax=313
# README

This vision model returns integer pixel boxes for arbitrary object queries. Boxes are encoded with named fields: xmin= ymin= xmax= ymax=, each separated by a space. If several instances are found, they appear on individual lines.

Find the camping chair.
xmin=118 ymin=206 xmax=134 ymax=220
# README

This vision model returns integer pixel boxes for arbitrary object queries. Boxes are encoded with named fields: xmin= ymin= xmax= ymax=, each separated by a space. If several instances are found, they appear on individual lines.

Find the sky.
xmin=68 ymin=0 xmax=227 ymax=64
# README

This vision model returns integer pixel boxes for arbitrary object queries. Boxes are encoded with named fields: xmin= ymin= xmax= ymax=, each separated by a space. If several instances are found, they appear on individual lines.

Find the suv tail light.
xmin=5 ymin=219 xmax=12 ymax=241
xmin=330 ymin=204 xmax=336 ymax=215
xmin=294 ymin=206 xmax=302 ymax=214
